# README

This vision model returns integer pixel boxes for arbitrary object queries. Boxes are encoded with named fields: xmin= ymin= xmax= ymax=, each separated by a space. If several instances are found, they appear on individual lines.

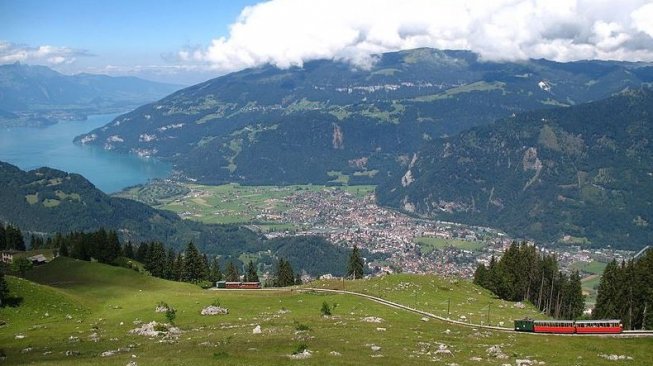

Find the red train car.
xmin=533 ymin=320 xmax=576 ymax=333
xmin=574 ymin=320 xmax=623 ymax=334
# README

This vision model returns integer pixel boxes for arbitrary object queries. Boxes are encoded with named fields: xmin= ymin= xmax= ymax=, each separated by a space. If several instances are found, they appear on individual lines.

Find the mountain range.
xmin=75 ymin=48 xmax=653 ymax=186
xmin=0 ymin=63 xmax=181 ymax=127
xmin=376 ymin=89 xmax=653 ymax=249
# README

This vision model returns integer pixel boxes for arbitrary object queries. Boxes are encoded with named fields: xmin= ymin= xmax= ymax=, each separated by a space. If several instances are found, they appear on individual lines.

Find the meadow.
xmin=1 ymin=258 xmax=651 ymax=365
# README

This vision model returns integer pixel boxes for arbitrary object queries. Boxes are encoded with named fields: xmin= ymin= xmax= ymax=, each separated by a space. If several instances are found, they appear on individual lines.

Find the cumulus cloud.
xmin=0 ymin=41 xmax=93 ymax=65
xmin=181 ymin=0 xmax=653 ymax=72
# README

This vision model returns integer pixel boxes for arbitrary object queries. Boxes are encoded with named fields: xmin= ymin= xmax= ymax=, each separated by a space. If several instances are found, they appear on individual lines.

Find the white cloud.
xmin=181 ymin=0 xmax=653 ymax=73
xmin=0 ymin=41 xmax=92 ymax=65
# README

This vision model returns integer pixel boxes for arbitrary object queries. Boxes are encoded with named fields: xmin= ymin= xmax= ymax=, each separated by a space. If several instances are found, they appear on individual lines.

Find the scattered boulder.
xmin=514 ymin=302 xmax=525 ymax=309
xmin=376 ymin=327 xmax=386 ymax=332
xmin=599 ymin=354 xmax=633 ymax=361
xmin=65 ymin=350 xmax=80 ymax=356
xmin=330 ymin=351 xmax=341 ymax=356
xmin=435 ymin=344 xmax=453 ymax=356
xmin=129 ymin=321 xmax=181 ymax=338
xmin=20 ymin=347 xmax=32 ymax=353
xmin=421 ymin=317 xmax=430 ymax=322
xmin=486 ymin=345 xmax=509 ymax=359
xmin=252 ymin=325 xmax=262 ymax=334
xmin=126 ymin=361 xmax=138 ymax=366
xmin=362 ymin=316 xmax=383 ymax=323
xmin=516 ymin=360 xmax=533 ymax=366
xmin=201 ymin=306 xmax=229 ymax=315
xmin=289 ymin=349 xmax=312 ymax=359
xmin=101 ymin=350 xmax=117 ymax=357
xmin=470 ymin=357 xmax=482 ymax=361
xmin=15 ymin=334 xmax=25 ymax=339
xmin=370 ymin=345 xmax=381 ymax=352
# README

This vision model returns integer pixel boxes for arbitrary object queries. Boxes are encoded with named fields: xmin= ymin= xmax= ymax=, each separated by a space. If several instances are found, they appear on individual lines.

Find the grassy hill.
xmin=1 ymin=258 xmax=651 ymax=365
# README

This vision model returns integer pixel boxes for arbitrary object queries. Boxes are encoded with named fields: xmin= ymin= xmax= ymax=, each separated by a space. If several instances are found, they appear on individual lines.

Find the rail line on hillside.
xmin=212 ymin=286 xmax=653 ymax=337
xmin=298 ymin=288 xmax=653 ymax=337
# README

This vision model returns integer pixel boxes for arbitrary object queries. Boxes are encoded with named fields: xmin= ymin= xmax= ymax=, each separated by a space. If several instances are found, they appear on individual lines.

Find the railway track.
xmin=298 ymin=287 xmax=653 ymax=337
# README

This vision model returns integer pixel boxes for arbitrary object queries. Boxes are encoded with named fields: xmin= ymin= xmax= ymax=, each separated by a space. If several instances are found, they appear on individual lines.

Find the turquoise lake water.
xmin=0 ymin=113 xmax=171 ymax=193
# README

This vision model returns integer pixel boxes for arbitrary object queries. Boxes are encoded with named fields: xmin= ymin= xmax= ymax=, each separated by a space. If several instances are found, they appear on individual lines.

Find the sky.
xmin=2 ymin=0 xmax=653 ymax=85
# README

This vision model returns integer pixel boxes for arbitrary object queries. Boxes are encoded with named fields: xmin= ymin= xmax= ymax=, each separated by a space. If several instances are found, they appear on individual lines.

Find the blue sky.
xmin=0 ymin=0 xmax=259 ymax=84
xmin=2 ymin=0 xmax=653 ymax=85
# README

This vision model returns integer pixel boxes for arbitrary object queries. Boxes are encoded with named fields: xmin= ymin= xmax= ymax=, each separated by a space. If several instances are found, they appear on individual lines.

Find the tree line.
xmin=473 ymin=241 xmax=584 ymax=320
xmin=593 ymin=249 xmax=653 ymax=330
xmin=0 ymin=223 xmax=26 ymax=251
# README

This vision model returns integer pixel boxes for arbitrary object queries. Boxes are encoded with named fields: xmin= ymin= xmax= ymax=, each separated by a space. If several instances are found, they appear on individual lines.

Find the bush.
xmin=292 ymin=342 xmax=308 ymax=355
xmin=211 ymin=299 xmax=221 ymax=307
xmin=295 ymin=322 xmax=310 ymax=331
xmin=165 ymin=307 xmax=177 ymax=324
xmin=320 ymin=301 xmax=331 ymax=316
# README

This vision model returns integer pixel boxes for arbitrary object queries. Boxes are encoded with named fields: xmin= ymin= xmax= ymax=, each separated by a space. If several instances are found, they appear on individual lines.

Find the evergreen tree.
xmin=346 ymin=245 xmax=365 ymax=279
xmin=135 ymin=242 xmax=149 ymax=263
xmin=0 ymin=224 xmax=6 ymax=250
xmin=225 ymin=261 xmax=239 ymax=282
xmin=123 ymin=241 xmax=135 ymax=259
xmin=145 ymin=242 xmax=167 ymax=278
xmin=245 ymin=260 xmax=259 ymax=282
xmin=59 ymin=241 xmax=69 ymax=257
xmin=594 ymin=260 xmax=620 ymax=320
xmin=164 ymin=248 xmax=176 ymax=280
xmin=181 ymin=242 xmax=205 ymax=283
xmin=209 ymin=258 xmax=222 ymax=283
xmin=173 ymin=252 xmax=183 ymax=281
xmin=0 ymin=271 xmax=9 ymax=307
xmin=4 ymin=225 xmax=25 ymax=251
xmin=274 ymin=258 xmax=295 ymax=287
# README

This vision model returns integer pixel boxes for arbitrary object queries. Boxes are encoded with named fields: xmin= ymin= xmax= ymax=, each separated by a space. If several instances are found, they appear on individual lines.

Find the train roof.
xmin=575 ymin=319 xmax=621 ymax=323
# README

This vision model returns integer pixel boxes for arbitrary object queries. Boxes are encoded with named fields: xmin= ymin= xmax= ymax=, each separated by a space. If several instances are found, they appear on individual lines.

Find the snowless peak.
xmin=538 ymin=80 xmax=551 ymax=92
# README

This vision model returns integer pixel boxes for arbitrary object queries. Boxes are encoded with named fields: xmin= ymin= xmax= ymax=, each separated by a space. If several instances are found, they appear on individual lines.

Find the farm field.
xmin=1 ymin=258 xmax=651 ymax=365
xmin=124 ymin=182 xmax=375 ymax=227
xmin=414 ymin=236 xmax=486 ymax=253
xmin=571 ymin=261 xmax=608 ymax=306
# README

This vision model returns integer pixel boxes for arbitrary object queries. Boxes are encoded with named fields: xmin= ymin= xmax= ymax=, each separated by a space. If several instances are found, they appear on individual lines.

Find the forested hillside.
xmin=75 ymin=48 xmax=652 ymax=185
xmin=377 ymin=89 xmax=653 ymax=249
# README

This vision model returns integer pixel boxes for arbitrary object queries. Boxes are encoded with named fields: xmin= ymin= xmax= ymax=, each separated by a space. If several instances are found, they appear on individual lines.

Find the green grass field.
xmin=155 ymin=183 xmax=375 ymax=225
xmin=1 ymin=258 xmax=651 ymax=365
xmin=415 ymin=236 xmax=486 ymax=253
xmin=571 ymin=261 xmax=608 ymax=306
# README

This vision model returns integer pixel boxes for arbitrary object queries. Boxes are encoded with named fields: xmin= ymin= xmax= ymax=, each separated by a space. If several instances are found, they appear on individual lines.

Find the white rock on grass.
xmin=289 ymin=349 xmax=312 ymax=359
xmin=361 ymin=316 xmax=383 ymax=323
xmin=516 ymin=360 xmax=533 ymax=366
xmin=486 ymin=345 xmax=509 ymax=360
xmin=330 ymin=351 xmax=341 ymax=356
xmin=252 ymin=325 xmax=262 ymax=334
xmin=435 ymin=344 xmax=453 ymax=356
xmin=201 ymin=306 xmax=229 ymax=315
xmin=370 ymin=345 xmax=381 ymax=352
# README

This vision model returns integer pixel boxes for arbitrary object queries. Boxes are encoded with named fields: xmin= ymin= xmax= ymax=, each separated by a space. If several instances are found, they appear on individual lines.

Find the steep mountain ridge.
xmin=376 ymin=89 xmax=653 ymax=249
xmin=76 ymin=48 xmax=652 ymax=185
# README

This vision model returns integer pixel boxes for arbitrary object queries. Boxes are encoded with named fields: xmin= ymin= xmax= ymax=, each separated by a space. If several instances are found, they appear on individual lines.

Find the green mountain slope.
xmin=0 ymin=161 xmax=362 ymax=275
xmin=0 ymin=62 xmax=181 ymax=127
xmin=75 ymin=48 xmax=651 ymax=185
xmin=376 ymin=89 xmax=653 ymax=249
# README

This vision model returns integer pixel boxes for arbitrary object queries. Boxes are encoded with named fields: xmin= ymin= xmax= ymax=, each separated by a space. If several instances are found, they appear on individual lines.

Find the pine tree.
xmin=209 ymin=258 xmax=222 ymax=283
xmin=146 ymin=242 xmax=167 ymax=278
xmin=164 ymin=248 xmax=176 ymax=280
xmin=181 ymin=242 xmax=205 ymax=283
xmin=173 ymin=253 xmax=183 ymax=281
xmin=123 ymin=241 xmax=135 ymax=259
xmin=135 ymin=242 xmax=149 ymax=263
xmin=0 ymin=271 xmax=9 ymax=307
xmin=594 ymin=260 xmax=620 ymax=320
xmin=225 ymin=261 xmax=239 ymax=282
xmin=274 ymin=258 xmax=295 ymax=287
xmin=0 ymin=224 xmax=6 ymax=250
xmin=346 ymin=245 xmax=364 ymax=279
xmin=59 ymin=241 xmax=69 ymax=257
xmin=245 ymin=260 xmax=259 ymax=282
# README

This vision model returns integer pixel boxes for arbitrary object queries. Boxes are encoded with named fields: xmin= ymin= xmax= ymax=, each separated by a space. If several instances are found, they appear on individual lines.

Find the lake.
xmin=0 ymin=113 xmax=171 ymax=193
